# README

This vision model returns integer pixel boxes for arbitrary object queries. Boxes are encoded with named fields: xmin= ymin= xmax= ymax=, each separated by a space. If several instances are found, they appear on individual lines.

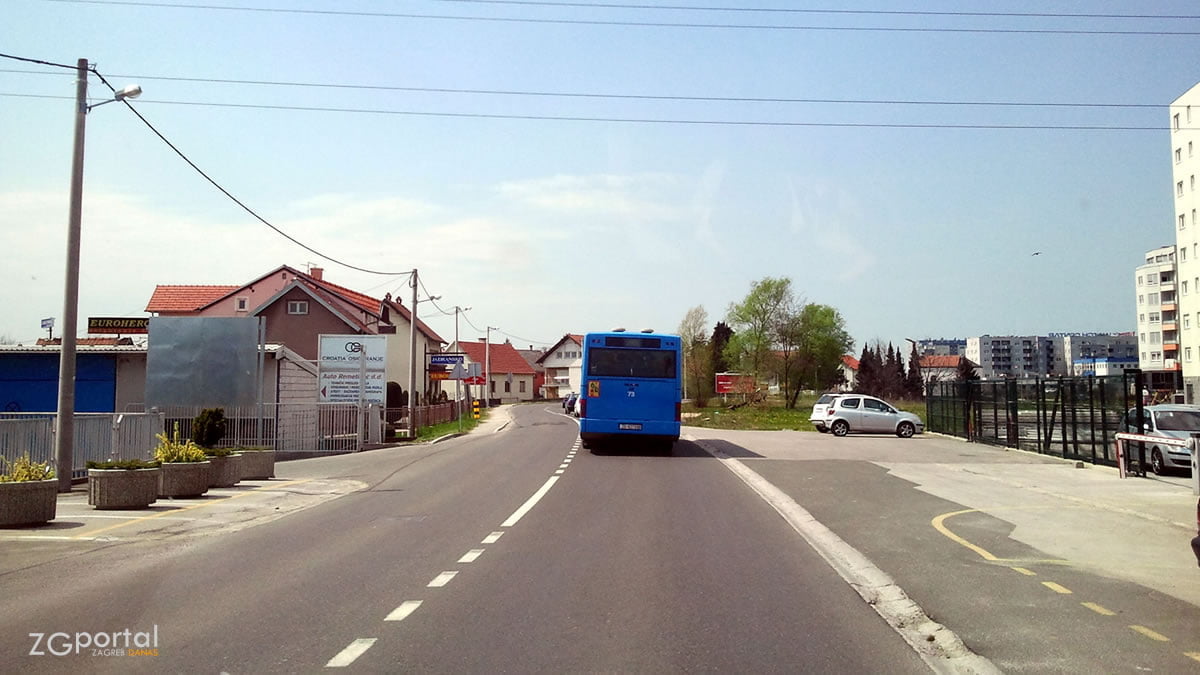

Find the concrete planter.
xmin=206 ymin=454 xmax=243 ymax=488
xmin=0 ymin=478 xmax=57 ymax=526
xmin=158 ymin=461 xmax=211 ymax=498
xmin=88 ymin=468 xmax=159 ymax=509
xmin=238 ymin=450 xmax=275 ymax=480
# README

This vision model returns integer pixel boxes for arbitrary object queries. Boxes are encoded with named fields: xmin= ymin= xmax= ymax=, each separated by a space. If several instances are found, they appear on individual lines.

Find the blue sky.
xmin=2 ymin=0 xmax=1198 ymax=351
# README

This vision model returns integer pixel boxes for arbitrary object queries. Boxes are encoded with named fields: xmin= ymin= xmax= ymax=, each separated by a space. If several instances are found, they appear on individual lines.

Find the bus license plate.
xmin=618 ymin=423 xmax=642 ymax=430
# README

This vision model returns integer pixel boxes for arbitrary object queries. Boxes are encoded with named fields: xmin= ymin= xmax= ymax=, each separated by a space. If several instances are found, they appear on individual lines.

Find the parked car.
xmin=563 ymin=392 xmax=578 ymax=412
xmin=809 ymin=393 xmax=842 ymax=433
xmin=570 ymin=394 xmax=583 ymax=417
xmin=1121 ymin=405 xmax=1200 ymax=475
xmin=824 ymin=395 xmax=923 ymax=438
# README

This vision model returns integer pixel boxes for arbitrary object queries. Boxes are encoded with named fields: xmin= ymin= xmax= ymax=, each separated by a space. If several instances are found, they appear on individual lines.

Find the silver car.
xmin=1122 ymin=405 xmax=1200 ymax=475
xmin=809 ymin=393 xmax=842 ymax=432
xmin=824 ymin=394 xmax=923 ymax=438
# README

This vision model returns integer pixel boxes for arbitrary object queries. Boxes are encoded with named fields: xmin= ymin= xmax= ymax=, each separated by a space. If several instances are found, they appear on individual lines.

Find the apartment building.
xmin=1171 ymin=81 xmax=1200 ymax=402
xmin=916 ymin=338 xmax=967 ymax=357
xmin=965 ymin=336 xmax=1059 ymax=379
xmin=1135 ymin=245 xmax=1179 ymax=374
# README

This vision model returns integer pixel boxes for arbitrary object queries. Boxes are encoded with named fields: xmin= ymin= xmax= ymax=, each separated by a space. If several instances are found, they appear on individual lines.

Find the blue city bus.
xmin=578 ymin=330 xmax=682 ymax=451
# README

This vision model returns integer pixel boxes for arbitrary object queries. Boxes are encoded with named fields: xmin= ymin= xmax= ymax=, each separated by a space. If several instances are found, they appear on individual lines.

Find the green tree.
xmin=725 ymin=277 xmax=795 ymax=384
xmin=781 ymin=303 xmax=854 ymax=408
xmin=905 ymin=342 xmax=925 ymax=399
xmin=677 ymin=305 xmax=713 ymax=407
xmin=711 ymin=321 xmax=733 ymax=374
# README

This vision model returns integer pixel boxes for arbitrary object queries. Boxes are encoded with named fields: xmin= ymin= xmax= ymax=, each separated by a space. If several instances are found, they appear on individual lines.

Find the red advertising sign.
xmin=715 ymin=373 xmax=755 ymax=394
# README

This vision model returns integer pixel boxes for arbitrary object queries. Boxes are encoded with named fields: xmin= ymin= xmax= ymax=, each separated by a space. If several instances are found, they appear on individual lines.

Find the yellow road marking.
xmin=1081 ymin=602 xmax=1116 ymax=616
xmin=1011 ymin=567 xmax=1037 ymax=576
xmin=74 ymin=479 xmax=311 ymax=540
xmin=1129 ymin=625 xmax=1170 ymax=642
xmin=1042 ymin=582 xmax=1072 ymax=594
xmin=1185 ymin=652 xmax=1200 ymax=663
xmin=931 ymin=507 xmax=1069 ymax=565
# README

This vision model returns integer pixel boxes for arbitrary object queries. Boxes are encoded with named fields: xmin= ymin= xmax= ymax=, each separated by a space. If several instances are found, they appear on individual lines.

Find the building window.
xmin=1179 ymin=181 xmax=1185 ymax=197
xmin=1150 ymin=312 xmax=1161 ymax=323
xmin=1150 ymin=332 xmax=1160 ymax=344
xmin=236 ymin=297 xmax=248 ymax=311
xmin=490 ymin=380 xmax=495 ymax=393
xmin=1183 ymin=249 xmax=1189 ymax=262
xmin=287 ymin=300 xmax=309 ymax=315
xmin=1138 ymin=295 xmax=1144 ymax=305
xmin=556 ymin=351 xmax=563 ymax=358
xmin=519 ymin=380 xmax=527 ymax=393
xmin=1147 ymin=275 xmax=1157 ymax=285
xmin=1139 ymin=313 xmax=1146 ymax=323
xmin=1175 ymin=113 xmax=1181 ymax=131
xmin=1180 ymin=214 xmax=1187 ymax=230
xmin=1185 ymin=281 xmax=1190 ymax=295
xmin=1186 ymin=315 xmax=1192 ymax=329
xmin=504 ymin=380 xmax=511 ymax=393
xmin=1188 ymin=347 xmax=1193 ymax=362
xmin=1152 ymin=351 xmax=1162 ymax=361
xmin=1191 ymin=141 xmax=1195 ymax=157
xmin=1193 ymin=175 xmax=1196 ymax=192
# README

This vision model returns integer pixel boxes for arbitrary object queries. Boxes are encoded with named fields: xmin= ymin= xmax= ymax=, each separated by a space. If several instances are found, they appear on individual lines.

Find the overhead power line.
xmin=0 ymin=67 xmax=1169 ymax=110
xmin=429 ymin=0 xmax=1200 ymax=21
xmin=88 ymin=69 xmax=417 ymax=276
xmin=36 ymin=0 xmax=1200 ymax=36
xmin=0 ymin=92 xmax=1173 ymax=131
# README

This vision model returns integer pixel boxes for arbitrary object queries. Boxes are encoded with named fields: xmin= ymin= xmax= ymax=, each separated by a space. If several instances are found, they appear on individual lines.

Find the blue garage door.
xmin=0 ymin=354 xmax=117 ymax=413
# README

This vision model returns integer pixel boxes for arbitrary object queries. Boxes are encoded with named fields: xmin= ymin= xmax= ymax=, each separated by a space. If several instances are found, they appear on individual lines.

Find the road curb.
xmin=689 ymin=436 xmax=1001 ymax=675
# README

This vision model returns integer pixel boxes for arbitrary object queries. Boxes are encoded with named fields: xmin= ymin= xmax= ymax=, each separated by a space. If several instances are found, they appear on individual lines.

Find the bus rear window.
xmin=587 ymin=348 xmax=676 ymax=379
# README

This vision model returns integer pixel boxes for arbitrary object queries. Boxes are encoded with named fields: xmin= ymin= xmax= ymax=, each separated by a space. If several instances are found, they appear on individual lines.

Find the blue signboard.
xmin=430 ymin=354 xmax=465 ymax=365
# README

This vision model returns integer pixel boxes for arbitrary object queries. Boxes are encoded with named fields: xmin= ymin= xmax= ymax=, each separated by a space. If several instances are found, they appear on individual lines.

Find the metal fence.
xmin=0 ymin=412 xmax=164 ymax=479
xmin=0 ymin=401 xmax=465 ymax=479
xmin=926 ymin=373 xmax=1140 ymax=466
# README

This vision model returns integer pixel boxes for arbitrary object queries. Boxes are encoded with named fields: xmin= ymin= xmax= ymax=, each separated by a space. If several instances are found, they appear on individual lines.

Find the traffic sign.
xmin=464 ymin=375 xmax=486 ymax=385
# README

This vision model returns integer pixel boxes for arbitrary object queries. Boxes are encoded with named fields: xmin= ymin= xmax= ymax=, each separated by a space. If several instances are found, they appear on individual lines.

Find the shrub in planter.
xmin=203 ymin=446 xmax=243 ymax=488
xmin=234 ymin=446 xmax=275 ymax=480
xmin=192 ymin=408 xmax=227 ymax=449
xmin=0 ymin=454 xmax=57 ymax=526
xmin=154 ymin=427 xmax=210 ymax=498
xmin=86 ymin=459 xmax=161 ymax=509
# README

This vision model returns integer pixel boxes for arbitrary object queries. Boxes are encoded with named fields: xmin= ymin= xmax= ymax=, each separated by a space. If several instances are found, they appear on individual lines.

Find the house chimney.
xmin=310 ymin=267 xmax=324 ymax=281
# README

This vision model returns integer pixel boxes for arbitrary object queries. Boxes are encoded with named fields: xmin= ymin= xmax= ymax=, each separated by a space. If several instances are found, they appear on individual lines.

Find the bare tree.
xmin=677 ymin=306 xmax=711 ymax=406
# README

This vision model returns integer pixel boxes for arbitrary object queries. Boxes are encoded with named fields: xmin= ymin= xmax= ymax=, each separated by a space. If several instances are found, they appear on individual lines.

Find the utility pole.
xmin=485 ymin=326 xmax=498 ymax=408
xmin=408 ymin=268 xmax=418 ymax=440
xmin=53 ymin=58 xmax=88 ymax=493
xmin=455 ymin=306 xmax=470 ymax=431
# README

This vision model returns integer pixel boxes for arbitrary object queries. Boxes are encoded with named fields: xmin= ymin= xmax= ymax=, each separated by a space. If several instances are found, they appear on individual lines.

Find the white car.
xmin=823 ymin=394 xmax=923 ymax=438
xmin=809 ymin=393 xmax=841 ymax=433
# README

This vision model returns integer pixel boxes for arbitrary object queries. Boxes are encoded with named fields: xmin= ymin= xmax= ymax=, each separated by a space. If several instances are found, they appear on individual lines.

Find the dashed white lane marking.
xmin=326 ymin=638 xmax=376 ymax=667
xmin=554 ymin=470 xmax=564 ymax=475
xmin=558 ymin=463 xmax=569 ymax=469
xmin=501 ymin=476 xmax=560 ymax=528
xmin=1130 ymin=625 xmax=1170 ymax=642
xmin=1042 ymin=582 xmax=1072 ymax=594
xmin=482 ymin=531 xmax=504 ymax=544
xmin=385 ymin=601 xmax=422 ymax=622
xmin=428 ymin=571 xmax=458 ymax=587
xmin=458 ymin=549 xmax=485 ymax=563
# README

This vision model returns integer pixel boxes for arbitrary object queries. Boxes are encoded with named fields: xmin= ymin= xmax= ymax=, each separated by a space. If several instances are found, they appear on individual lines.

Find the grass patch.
xmin=416 ymin=412 xmax=484 ymax=441
xmin=683 ymin=394 xmax=928 ymax=432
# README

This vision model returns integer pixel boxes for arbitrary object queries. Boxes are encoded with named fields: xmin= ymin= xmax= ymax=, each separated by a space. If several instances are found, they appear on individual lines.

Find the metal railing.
xmin=926 ymin=373 xmax=1138 ymax=467
xmin=0 ymin=400 xmax=464 ymax=478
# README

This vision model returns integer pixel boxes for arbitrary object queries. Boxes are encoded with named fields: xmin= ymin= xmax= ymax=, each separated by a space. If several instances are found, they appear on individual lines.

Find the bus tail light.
xmin=578 ymin=398 xmax=586 ymax=418
xmin=675 ymin=402 xmax=681 ymax=422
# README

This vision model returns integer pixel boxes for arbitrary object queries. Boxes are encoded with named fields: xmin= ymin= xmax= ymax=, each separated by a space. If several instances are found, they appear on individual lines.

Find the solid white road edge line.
xmin=501 ymin=476 xmax=559 ymax=528
xmin=385 ymin=601 xmax=423 ymax=622
xmin=325 ymin=638 xmax=376 ymax=667
xmin=686 ymin=435 xmax=1001 ymax=675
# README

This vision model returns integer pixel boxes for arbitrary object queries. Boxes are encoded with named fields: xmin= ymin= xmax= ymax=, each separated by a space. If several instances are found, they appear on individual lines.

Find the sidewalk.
xmin=683 ymin=426 xmax=1200 ymax=608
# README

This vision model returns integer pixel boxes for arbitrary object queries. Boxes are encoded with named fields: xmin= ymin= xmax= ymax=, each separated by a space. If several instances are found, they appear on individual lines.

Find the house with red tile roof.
xmin=919 ymin=355 xmax=974 ymax=390
xmin=146 ymin=265 xmax=445 ymax=400
xmin=451 ymin=339 xmax=538 ymax=404
xmin=535 ymin=334 xmax=585 ymax=399
xmin=838 ymin=354 xmax=859 ymax=392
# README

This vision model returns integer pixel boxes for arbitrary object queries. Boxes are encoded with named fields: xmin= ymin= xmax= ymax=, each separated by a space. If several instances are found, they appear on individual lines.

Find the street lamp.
xmin=54 ymin=58 xmax=141 ymax=492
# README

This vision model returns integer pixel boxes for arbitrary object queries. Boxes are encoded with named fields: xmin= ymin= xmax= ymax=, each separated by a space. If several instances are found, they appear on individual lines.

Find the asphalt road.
xmin=0 ymin=405 xmax=928 ymax=673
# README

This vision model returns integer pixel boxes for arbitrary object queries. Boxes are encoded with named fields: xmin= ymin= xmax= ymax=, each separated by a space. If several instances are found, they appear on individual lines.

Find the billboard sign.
xmin=715 ymin=373 xmax=756 ymax=394
xmin=318 ymin=334 xmax=387 ymax=404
